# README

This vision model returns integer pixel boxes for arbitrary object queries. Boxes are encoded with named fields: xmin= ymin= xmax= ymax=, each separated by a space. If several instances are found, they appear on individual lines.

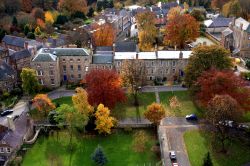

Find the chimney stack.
xmin=240 ymin=23 xmax=243 ymax=30
xmin=179 ymin=51 xmax=183 ymax=59
xmin=24 ymin=41 xmax=29 ymax=50
xmin=7 ymin=115 xmax=15 ymax=131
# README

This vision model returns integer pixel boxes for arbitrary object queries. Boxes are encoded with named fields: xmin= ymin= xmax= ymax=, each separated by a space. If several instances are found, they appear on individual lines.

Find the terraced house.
xmin=31 ymin=48 xmax=91 ymax=88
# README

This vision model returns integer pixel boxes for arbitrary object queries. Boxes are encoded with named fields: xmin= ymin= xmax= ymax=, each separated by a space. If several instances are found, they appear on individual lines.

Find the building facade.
xmin=0 ymin=60 xmax=17 ymax=93
xmin=31 ymin=48 xmax=91 ymax=88
xmin=221 ymin=17 xmax=250 ymax=58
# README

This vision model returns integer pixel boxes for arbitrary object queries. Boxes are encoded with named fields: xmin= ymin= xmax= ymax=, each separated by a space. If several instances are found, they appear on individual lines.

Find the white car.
xmin=169 ymin=151 xmax=177 ymax=161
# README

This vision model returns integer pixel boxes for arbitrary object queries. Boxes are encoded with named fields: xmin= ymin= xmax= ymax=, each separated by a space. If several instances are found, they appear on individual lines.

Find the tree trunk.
xmin=133 ymin=92 xmax=139 ymax=107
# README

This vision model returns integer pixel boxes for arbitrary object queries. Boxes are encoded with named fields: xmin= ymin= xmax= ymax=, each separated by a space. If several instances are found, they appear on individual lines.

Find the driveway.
xmin=0 ymin=100 xmax=28 ymax=127
xmin=159 ymin=117 xmax=198 ymax=166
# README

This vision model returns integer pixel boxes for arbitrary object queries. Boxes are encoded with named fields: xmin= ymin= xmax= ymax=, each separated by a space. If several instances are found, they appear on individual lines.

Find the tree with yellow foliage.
xmin=45 ymin=11 xmax=54 ymax=24
xmin=33 ymin=94 xmax=55 ymax=117
xmin=169 ymin=96 xmax=181 ymax=110
xmin=72 ymin=87 xmax=94 ymax=116
xmin=95 ymin=104 xmax=116 ymax=135
xmin=144 ymin=103 xmax=166 ymax=125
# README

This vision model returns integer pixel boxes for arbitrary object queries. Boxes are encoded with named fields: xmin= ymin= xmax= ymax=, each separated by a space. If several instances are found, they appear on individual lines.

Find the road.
xmin=159 ymin=117 xmax=198 ymax=166
xmin=0 ymin=100 xmax=29 ymax=127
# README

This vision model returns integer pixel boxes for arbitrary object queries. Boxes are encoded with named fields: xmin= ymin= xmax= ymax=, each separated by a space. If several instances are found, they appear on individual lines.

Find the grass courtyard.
xmin=22 ymin=130 xmax=159 ymax=166
xmin=159 ymin=91 xmax=203 ymax=117
xmin=184 ymin=130 xmax=250 ymax=166
xmin=52 ymin=92 xmax=156 ymax=120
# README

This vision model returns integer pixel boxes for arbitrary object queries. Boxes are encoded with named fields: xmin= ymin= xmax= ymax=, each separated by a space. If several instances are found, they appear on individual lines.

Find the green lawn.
xmin=112 ymin=92 xmax=156 ymax=119
xmin=53 ymin=96 xmax=73 ymax=106
xmin=22 ymin=130 xmax=159 ymax=166
xmin=159 ymin=91 xmax=203 ymax=117
xmin=184 ymin=130 xmax=250 ymax=166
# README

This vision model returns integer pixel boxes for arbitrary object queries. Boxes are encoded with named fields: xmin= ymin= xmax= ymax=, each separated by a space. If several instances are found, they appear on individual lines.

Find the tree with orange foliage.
xmin=85 ymin=69 xmax=126 ymax=109
xmin=33 ymin=94 xmax=55 ymax=117
xmin=211 ymin=0 xmax=230 ymax=10
xmin=95 ymin=104 xmax=116 ymax=134
xmin=167 ymin=6 xmax=183 ymax=21
xmin=144 ymin=103 xmax=166 ymax=125
xmin=196 ymin=69 xmax=250 ymax=111
xmin=164 ymin=14 xmax=199 ymax=49
xmin=22 ymin=0 xmax=32 ymax=13
xmin=136 ymin=11 xmax=157 ymax=51
xmin=92 ymin=23 xmax=116 ymax=46
xmin=58 ymin=0 xmax=87 ymax=15
xmin=45 ymin=11 xmax=54 ymax=24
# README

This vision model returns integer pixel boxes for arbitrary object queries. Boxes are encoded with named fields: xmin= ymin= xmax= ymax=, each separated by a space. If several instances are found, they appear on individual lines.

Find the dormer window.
xmin=6 ymin=148 xmax=11 ymax=153
xmin=0 ymin=148 xmax=4 ymax=153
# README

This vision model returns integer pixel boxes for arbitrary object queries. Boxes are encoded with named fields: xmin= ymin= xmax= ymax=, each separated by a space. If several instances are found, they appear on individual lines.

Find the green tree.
xmin=203 ymin=152 xmax=213 ymax=166
xmin=55 ymin=104 xmax=88 ymax=149
xmin=91 ymin=146 xmax=108 ymax=166
xmin=24 ymin=24 xmax=31 ymax=36
xmin=34 ymin=26 xmax=42 ymax=35
xmin=12 ymin=16 xmax=18 ymax=27
xmin=87 ymin=7 xmax=94 ymax=17
xmin=246 ymin=60 xmax=250 ymax=69
xmin=27 ymin=32 xmax=35 ymax=39
xmin=184 ymin=45 xmax=232 ymax=89
xmin=20 ymin=68 xmax=40 ymax=95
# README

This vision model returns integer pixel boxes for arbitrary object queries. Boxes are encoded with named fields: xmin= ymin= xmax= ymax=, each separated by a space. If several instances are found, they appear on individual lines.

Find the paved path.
xmin=159 ymin=118 xmax=198 ymax=166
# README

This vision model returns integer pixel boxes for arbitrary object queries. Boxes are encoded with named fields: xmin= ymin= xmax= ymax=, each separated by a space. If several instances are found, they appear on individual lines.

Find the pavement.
xmin=159 ymin=117 xmax=198 ymax=166
xmin=141 ymin=85 xmax=187 ymax=93
xmin=0 ymin=100 xmax=29 ymax=127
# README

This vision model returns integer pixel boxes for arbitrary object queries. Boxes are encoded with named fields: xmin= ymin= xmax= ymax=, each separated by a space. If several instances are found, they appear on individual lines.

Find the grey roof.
xmin=41 ymin=48 xmax=90 ymax=56
xmin=209 ymin=17 xmax=232 ymax=28
xmin=235 ymin=17 xmax=250 ymax=33
xmin=222 ymin=28 xmax=233 ymax=36
xmin=92 ymin=54 xmax=113 ymax=64
xmin=2 ymin=35 xmax=29 ymax=48
xmin=96 ymin=46 xmax=113 ymax=52
xmin=115 ymin=42 xmax=137 ymax=52
xmin=10 ymin=49 xmax=31 ymax=61
xmin=32 ymin=53 xmax=57 ymax=62
xmin=161 ymin=2 xmax=178 ymax=9
xmin=0 ymin=60 xmax=15 ymax=81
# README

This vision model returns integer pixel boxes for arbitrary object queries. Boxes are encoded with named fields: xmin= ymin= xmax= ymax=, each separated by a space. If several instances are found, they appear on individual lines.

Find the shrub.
xmin=91 ymin=146 xmax=108 ymax=166
xmin=71 ymin=11 xmax=86 ymax=20
xmin=54 ymin=15 xmax=68 ymax=25
xmin=27 ymin=32 xmax=35 ymax=39
xmin=132 ymin=130 xmax=149 ymax=152
xmin=123 ymin=126 xmax=133 ymax=133
xmin=246 ymin=60 xmax=250 ymax=69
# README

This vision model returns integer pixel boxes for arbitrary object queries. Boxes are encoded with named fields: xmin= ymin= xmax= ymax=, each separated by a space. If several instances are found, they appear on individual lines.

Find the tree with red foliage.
xmin=164 ymin=14 xmax=199 ymax=49
xmin=196 ymin=69 xmax=250 ymax=111
xmin=22 ymin=0 xmax=32 ymax=13
xmin=85 ymin=69 xmax=126 ymax=109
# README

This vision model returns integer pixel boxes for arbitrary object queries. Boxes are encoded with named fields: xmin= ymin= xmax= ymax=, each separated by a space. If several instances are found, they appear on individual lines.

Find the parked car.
xmin=237 ymin=124 xmax=250 ymax=130
xmin=169 ymin=151 xmax=177 ymax=161
xmin=0 ymin=109 xmax=13 ymax=117
xmin=218 ymin=120 xmax=237 ymax=128
xmin=172 ymin=163 xmax=179 ymax=166
xmin=185 ymin=114 xmax=198 ymax=121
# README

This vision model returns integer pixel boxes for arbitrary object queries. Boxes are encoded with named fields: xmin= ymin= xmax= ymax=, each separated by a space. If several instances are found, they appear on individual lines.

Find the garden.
xmin=21 ymin=129 xmax=160 ymax=166
xmin=184 ymin=130 xmax=250 ymax=166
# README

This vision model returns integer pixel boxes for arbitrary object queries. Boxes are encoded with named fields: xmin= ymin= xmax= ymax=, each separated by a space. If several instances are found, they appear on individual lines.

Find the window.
xmin=49 ymin=70 xmax=54 ymax=76
xmin=151 ymin=69 xmax=154 ymax=74
xmin=49 ymin=64 xmax=54 ymax=68
xmin=38 ymin=79 xmax=43 ymax=85
xmin=77 ymin=59 xmax=81 ymax=62
xmin=63 ymin=65 xmax=66 ymax=72
xmin=71 ymin=74 xmax=74 ymax=79
xmin=172 ymin=68 xmax=176 ymax=73
xmin=78 ymin=74 xmax=81 ymax=79
xmin=70 ymin=59 xmax=73 ymax=62
xmin=62 ymin=59 xmax=66 ymax=62
xmin=85 ymin=66 xmax=89 ymax=72
xmin=151 ymin=61 xmax=154 ymax=66
xmin=0 ymin=148 xmax=4 ymax=153
xmin=172 ymin=61 xmax=176 ymax=67
xmin=6 ymin=148 xmax=11 ymax=153
xmin=37 ymin=64 xmax=41 ymax=68
xmin=70 ymin=65 xmax=73 ymax=71
xmin=37 ymin=70 xmax=43 ymax=76
xmin=117 ymin=61 xmax=121 ymax=66
xmin=51 ymin=79 xmax=55 ymax=85
xmin=78 ymin=65 xmax=81 ymax=71
xmin=166 ymin=61 xmax=169 ymax=66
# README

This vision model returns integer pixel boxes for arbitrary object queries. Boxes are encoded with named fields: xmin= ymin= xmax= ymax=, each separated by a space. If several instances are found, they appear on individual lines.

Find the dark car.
xmin=185 ymin=114 xmax=198 ymax=121
xmin=0 ymin=110 xmax=13 ymax=117
xmin=169 ymin=151 xmax=177 ymax=161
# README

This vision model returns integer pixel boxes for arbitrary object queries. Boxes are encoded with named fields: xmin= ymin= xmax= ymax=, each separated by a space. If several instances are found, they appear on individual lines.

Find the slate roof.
xmin=208 ymin=16 xmax=232 ymax=28
xmin=161 ymin=2 xmax=178 ymax=9
xmin=10 ymin=49 xmax=31 ymax=61
xmin=2 ymin=35 xmax=29 ymax=48
xmin=96 ymin=46 xmax=113 ymax=52
xmin=0 ymin=60 xmax=15 ymax=81
xmin=115 ymin=42 xmax=137 ymax=52
xmin=92 ymin=54 xmax=113 ymax=64
xmin=235 ymin=17 xmax=250 ymax=33
xmin=32 ymin=53 xmax=57 ymax=62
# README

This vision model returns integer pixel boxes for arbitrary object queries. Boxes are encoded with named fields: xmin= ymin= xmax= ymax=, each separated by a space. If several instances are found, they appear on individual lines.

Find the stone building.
xmin=221 ymin=17 xmax=250 ymax=58
xmin=31 ymin=48 xmax=91 ymax=88
xmin=0 ymin=60 xmax=17 ymax=92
